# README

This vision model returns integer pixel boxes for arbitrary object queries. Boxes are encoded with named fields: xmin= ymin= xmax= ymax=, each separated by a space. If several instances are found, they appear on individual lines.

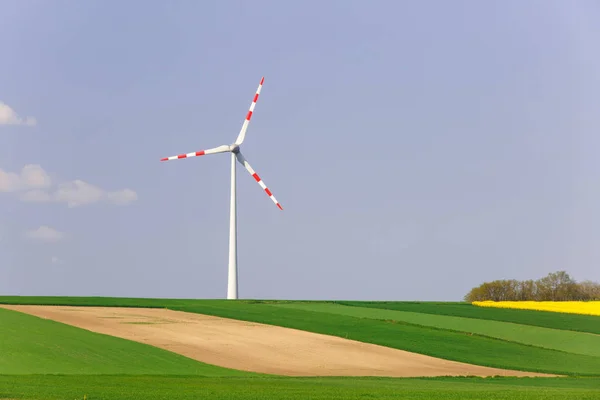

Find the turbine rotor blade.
xmin=234 ymin=77 xmax=264 ymax=145
xmin=235 ymin=152 xmax=283 ymax=210
xmin=160 ymin=144 xmax=230 ymax=161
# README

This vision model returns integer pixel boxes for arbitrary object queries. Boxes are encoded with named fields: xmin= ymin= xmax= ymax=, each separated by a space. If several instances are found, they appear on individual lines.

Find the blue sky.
xmin=1 ymin=0 xmax=599 ymax=300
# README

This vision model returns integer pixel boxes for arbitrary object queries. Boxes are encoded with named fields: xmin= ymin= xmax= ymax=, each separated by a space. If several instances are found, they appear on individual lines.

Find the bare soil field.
xmin=0 ymin=305 xmax=556 ymax=377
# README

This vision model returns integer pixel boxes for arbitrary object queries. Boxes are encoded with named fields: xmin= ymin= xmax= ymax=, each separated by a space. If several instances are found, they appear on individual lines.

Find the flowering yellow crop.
xmin=472 ymin=301 xmax=600 ymax=316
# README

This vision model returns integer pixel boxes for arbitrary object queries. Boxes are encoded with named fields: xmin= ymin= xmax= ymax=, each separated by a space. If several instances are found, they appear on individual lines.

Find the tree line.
xmin=464 ymin=271 xmax=600 ymax=302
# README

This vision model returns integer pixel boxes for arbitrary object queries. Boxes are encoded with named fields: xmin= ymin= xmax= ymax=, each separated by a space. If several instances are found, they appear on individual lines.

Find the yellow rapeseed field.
xmin=472 ymin=301 xmax=600 ymax=316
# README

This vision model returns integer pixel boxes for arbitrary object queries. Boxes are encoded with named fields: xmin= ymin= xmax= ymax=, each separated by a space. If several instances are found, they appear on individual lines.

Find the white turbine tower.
xmin=160 ymin=77 xmax=282 ymax=300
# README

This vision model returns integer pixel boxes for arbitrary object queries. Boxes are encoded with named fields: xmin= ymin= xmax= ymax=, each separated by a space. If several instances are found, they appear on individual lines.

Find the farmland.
xmin=473 ymin=300 xmax=600 ymax=316
xmin=0 ymin=307 xmax=252 ymax=376
xmin=3 ymin=375 xmax=600 ymax=400
xmin=0 ymin=296 xmax=599 ymax=399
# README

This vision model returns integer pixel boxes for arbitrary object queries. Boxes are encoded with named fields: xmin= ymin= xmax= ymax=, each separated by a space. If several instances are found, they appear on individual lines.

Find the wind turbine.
xmin=160 ymin=77 xmax=282 ymax=300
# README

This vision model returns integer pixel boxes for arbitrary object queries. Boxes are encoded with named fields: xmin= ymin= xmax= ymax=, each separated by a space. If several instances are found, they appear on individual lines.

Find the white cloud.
xmin=1 ymin=165 xmax=137 ymax=207
xmin=22 ymin=165 xmax=51 ymax=187
xmin=54 ymin=180 xmax=106 ymax=207
xmin=22 ymin=179 xmax=138 ymax=208
xmin=0 ymin=164 xmax=51 ymax=192
xmin=0 ymin=102 xmax=36 ymax=126
xmin=25 ymin=226 xmax=65 ymax=243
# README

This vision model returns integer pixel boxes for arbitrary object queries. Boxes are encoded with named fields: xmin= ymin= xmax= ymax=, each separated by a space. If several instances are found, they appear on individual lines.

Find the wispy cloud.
xmin=23 ymin=179 xmax=138 ymax=207
xmin=0 ymin=164 xmax=137 ymax=207
xmin=53 ymin=180 xmax=106 ymax=207
xmin=0 ymin=102 xmax=36 ymax=126
xmin=25 ymin=225 xmax=65 ymax=243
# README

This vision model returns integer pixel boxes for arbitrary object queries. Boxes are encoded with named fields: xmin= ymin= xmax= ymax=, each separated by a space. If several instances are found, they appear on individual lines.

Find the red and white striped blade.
xmin=235 ymin=152 xmax=283 ymax=210
xmin=234 ymin=77 xmax=264 ymax=145
xmin=160 ymin=145 xmax=230 ymax=162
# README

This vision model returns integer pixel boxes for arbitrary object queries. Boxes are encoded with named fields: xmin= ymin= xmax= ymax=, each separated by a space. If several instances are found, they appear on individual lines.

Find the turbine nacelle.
xmin=229 ymin=144 xmax=241 ymax=154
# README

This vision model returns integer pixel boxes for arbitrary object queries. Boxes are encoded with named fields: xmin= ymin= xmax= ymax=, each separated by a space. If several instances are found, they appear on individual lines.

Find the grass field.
xmin=337 ymin=301 xmax=600 ymax=334
xmin=273 ymin=302 xmax=600 ymax=356
xmin=1 ymin=296 xmax=599 ymax=399
xmin=1 ymin=376 xmax=600 ymax=400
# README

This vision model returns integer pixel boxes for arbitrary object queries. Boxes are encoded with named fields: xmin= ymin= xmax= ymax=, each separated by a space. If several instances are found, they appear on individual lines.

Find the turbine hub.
xmin=230 ymin=144 xmax=240 ymax=153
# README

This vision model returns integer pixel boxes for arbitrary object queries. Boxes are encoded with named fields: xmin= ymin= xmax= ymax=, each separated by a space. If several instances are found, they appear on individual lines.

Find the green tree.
xmin=464 ymin=279 xmax=520 ymax=302
xmin=536 ymin=271 xmax=578 ymax=301
xmin=577 ymin=280 xmax=600 ymax=300
xmin=516 ymin=279 xmax=538 ymax=300
xmin=464 ymin=271 xmax=599 ymax=302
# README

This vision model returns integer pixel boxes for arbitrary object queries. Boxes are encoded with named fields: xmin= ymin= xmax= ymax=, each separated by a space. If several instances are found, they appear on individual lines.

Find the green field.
xmin=2 ymin=375 xmax=600 ymax=400
xmin=273 ymin=302 xmax=600 ymax=356
xmin=1 ymin=296 xmax=599 ymax=399
xmin=337 ymin=301 xmax=600 ymax=335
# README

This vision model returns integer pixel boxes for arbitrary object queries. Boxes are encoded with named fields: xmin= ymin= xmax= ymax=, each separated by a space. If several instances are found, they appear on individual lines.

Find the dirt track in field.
xmin=0 ymin=305 xmax=557 ymax=377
